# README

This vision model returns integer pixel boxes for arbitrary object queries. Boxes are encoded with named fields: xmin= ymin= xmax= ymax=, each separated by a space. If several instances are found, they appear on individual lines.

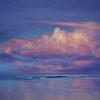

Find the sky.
xmin=0 ymin=0 xmax=100 ymax=76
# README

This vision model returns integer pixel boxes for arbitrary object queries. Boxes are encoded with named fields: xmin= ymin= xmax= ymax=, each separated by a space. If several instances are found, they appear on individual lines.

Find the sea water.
xmin=0 ymin=75 xmax=100 ymax=100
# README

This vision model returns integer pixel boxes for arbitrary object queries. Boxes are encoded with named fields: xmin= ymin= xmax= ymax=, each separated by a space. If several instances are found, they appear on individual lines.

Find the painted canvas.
xmin=0 ymin=0 xmax=100 ymax=100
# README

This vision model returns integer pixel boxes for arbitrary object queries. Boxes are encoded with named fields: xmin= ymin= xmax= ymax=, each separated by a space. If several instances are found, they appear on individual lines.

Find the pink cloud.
xmin=77 ymin=44 xmax=93 ymax=56
xmin=73 ymin=59 xmax=94 ymax=67
xmin=41 ymin=21 xmax=100 ymax=30
xmin=0 ymin=27 xmax=97 ymax=56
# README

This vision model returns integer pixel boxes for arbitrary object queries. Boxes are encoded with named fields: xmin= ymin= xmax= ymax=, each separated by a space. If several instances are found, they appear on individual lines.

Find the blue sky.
xmin=0 ymin=0 xmax=100 ymax=39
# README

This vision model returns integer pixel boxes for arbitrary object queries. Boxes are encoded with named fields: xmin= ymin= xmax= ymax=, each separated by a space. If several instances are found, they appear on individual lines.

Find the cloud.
xmin=34 ymin=54 xmax=98 ymax=74
xmin=0 ymin=27 xmax=99 ymax=74
xmin=0 ymin=27 xmax=97 ymax=57
xmin=73 ymin=59 xmax=94 ymax=67
xmin=41 ymin=21 xmax=100 ymax=30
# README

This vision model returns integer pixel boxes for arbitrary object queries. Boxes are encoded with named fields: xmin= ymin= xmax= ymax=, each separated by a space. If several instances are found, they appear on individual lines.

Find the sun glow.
xmin=51 ymin=27 xmax=93 ymax=49
xmin=52 ymin=27 xmax=67 ymax=44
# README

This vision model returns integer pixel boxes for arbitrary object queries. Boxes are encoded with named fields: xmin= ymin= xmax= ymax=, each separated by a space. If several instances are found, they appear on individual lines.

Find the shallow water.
xmin=0 ymin=76 xmax=100 ymax=100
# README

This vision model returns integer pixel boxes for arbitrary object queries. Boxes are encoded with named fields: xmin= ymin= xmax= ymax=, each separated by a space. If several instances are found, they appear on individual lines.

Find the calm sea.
xmin=0 ymin=75 xmax=100 ymax=100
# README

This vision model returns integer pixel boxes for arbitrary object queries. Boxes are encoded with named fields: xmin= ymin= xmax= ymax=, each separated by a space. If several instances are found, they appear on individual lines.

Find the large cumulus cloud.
xmin=0 ymin=27 xmax=100 ymax=75
xmin=0 ymin=27 xmax=97 ymax=56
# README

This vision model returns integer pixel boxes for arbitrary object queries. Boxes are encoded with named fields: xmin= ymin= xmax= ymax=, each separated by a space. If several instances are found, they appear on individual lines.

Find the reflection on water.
xmin=0 ymin=76 xmax=100 ymax=100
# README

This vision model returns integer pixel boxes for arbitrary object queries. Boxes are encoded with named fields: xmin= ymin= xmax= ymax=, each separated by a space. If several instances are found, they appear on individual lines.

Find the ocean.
xmin=0 ymin=75 xmax=100 ymax=100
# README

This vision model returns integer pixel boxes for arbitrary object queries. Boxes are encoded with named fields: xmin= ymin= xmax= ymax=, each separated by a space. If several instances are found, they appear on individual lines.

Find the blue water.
xmin=0 ymin=75 xmax=100 ymax=100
